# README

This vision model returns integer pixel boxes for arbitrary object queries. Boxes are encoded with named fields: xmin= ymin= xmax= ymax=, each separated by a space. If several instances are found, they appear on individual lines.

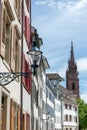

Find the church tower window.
xmin=72 ymin=82 xmax=75 ymax=90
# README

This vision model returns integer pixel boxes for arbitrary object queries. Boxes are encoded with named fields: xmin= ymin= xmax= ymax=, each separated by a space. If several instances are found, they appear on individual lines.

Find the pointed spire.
xmin=70 ymin=41 xmax=75 ymax=63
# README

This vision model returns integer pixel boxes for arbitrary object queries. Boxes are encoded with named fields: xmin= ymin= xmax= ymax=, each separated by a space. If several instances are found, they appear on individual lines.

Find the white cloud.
xmin=35 ymin=0 xmax=49 ymax=5
xmin=69 ymin=0 xmax=87 ymax=12
xmin=48 ymin=1 xmax=56 ymax=8
xmin=33 ymin=0 xmax=87 ymax=43
xmin=35 ymin=0 xmax=87 ymax=13
xmin=81 ymin=93 xmax=87 ymax=103
xmin=58 ymin=64 xmax=67 ymax=78
xmin=77 ymin=58 xmax=87 ymax=73
xmin=35 ymin=0 xmax=56 ymax=6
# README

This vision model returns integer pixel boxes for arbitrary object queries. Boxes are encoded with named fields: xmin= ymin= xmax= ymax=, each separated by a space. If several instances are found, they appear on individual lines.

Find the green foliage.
xmin=77 ymin=98 xmax=87 ymax=130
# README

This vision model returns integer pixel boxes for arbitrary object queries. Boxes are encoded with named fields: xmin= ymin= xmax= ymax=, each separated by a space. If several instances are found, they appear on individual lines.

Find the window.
xmin=69 ymin=115 xmax=72 ymax=122
xmin=72 ymin=82 xmax=75 ymax=90
xmin=66 ymin=128 xmax=68 ymax=130
xmin=69 ymin=104 xmax=72 ymax=110
xmin=14 ymin=0 xmax=21 ymax=22
xmin=10 ymin=99 xmax=20 ymax=130
xmin=65 ymin=115 xmax=68 ymax=121
xmin=75 ymin=107 xmax=77 ymax=111
xmin=65 ymin=104 xmax=68 ymax=109
xmin=1 ymin=1 xmax=14 ymax=62
xmin=1 ymin=87 xmax=10 ymax=130
xmin=74 ymin=116 xmax=77 ymax=123
xmin=49 ymin=92 xmax=54 ymax=103
xmin=47 ymin=104 xmax=54 ymax=117
xmin=14 ymin=30 xmax=20 ymax=72
xmin=2 ymin=8 xmax=11 ymax=65
xmin=1 ymin=96 xmax=7 ymax=130
xmin=11 ymin=26 xmax=21 ymax=72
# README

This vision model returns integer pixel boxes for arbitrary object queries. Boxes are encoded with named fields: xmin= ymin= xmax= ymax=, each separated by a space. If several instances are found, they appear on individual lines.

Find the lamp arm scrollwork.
xmin=0 ymin=72 xmax=32 ymax=86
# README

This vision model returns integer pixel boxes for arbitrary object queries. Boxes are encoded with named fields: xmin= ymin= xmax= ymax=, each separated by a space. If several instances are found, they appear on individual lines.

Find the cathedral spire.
xmin=66 ymin=41 xmax=80 ymax=98
xmin=70 ymin=41 xmax=75 ymax=63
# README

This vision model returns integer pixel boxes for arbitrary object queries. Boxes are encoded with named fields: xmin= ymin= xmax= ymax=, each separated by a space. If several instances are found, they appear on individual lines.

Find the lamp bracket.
xmin=0 ymin=72 xmax=32 ymax=86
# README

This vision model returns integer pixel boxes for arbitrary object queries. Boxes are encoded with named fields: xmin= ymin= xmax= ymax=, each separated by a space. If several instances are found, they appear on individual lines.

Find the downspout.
xmin=20 ymin=0 xmax=24 ymax=130
xmin=61 ymin=94 xmax=63 ymax=130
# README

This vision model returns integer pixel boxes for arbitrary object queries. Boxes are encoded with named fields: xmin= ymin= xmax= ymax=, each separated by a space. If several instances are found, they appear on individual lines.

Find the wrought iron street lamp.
xmin=27 ymin=41 xmax=42 ymax=76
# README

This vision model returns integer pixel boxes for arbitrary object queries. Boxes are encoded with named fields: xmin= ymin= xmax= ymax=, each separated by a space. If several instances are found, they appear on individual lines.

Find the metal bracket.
xmin=0 ymin=72 xmax=32 ymax=86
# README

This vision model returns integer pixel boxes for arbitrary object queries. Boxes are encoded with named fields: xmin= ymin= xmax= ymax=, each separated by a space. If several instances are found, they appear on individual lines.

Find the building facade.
xmin=0 ymin=0 xmax=45 ymax=130
xmin=46 ymin=73 xmax=64 ymax=130
xmin=46 ymin=76 xmax=55 ymax=130
xmin=64 ymin=101 xmax=78 ymax=130
xmin=58 ymin=85 xmax=79 ymax=130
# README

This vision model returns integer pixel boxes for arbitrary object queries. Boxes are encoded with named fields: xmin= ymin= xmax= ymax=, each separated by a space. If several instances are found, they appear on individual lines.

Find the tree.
xmin=77 ymin=98 xmax=87 ymax=130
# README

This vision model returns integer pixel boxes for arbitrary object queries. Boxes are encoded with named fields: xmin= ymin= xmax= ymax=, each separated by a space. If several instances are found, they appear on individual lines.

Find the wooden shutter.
xmin=22 ymin=54 xmax=26 ymax=85
xmin=22 ymin=114 xmax=26 ymax=130
xmin=26 ymin=0 xmax=29 ymax=11
xmin=11 ymin=26 xmax=15 ymax=71
xmin=25 ymin=16 xmax=30 ymax=45
xmin=26 ymin=113 xmax=30 ymax=130
xmin=17 ymin=105 xmax=20 ymax=130
xmin=22 ymin=54 xmax=32 ymax=93
xmin=10 ymin=99 xmax=14 ymax=130
xmin=28 ymin=68 xmax=32 ymax=93
xmin=0 ymin=6 xmax=6 ymax=58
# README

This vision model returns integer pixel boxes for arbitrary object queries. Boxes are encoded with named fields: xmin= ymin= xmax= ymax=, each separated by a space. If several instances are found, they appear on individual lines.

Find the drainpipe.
xmin=61 ymin=94 xmax=63 ymax=130
xmin=0 ymin=87 xmax=2 ymax=130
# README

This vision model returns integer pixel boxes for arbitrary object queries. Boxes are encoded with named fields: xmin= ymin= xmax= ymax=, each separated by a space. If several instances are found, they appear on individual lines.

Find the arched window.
xmin=69 ymin=115 xmax=72 ymax=121
xmin=65 ymin=115 xmax=68 ymax=121
xmin=72 ymin=82 xmax=75 ymax=90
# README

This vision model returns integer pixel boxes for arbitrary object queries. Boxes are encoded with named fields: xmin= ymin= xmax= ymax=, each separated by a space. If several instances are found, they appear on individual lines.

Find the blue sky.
xmin=32 ymin=0 xmax=87 ymax=103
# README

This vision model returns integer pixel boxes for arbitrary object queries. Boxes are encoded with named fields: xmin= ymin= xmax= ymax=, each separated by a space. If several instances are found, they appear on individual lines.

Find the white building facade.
xmin=63 ymin=101 xmax=78 ymax=130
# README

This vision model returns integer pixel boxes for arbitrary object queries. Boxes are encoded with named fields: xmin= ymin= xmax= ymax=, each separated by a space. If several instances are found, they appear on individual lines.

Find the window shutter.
xmin=23 ymin=114 xmax=26 ymax=130
xmin=23 ymin=12 xmax=25 ymax=33
xmin=26 ymin=0 xmax=29 ymax=11
xmin=25 ymin=61 xmax=30 ymax=93
xmin=22 ymin=54 xmax=32 ymax=93
xmin=22 ymin=54 xmax=26 ymax=85
xmin=10 ymin=99 xmax=14 ymax=130
xmin=26 ymin=66 xmax=31 ymax=93
xmin=25 ymin=16 xmax=30 ymax=45
xmin=17 ymin=105 xmax=20 ymax=130
xmin=28 ymin=68 xmax=32 ymax=92
xmin=11 ymin=26 xmax=15 ymax=71
xmin=26 ymin=113 xmax=30 ymax=130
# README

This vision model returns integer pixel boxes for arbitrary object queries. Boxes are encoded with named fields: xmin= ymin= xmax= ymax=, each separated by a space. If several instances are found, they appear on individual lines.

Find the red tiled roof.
xmin=46 ymin=73 xmax=64 ymax=82
xmin=58 ymin=85 xmax=77 ymax=104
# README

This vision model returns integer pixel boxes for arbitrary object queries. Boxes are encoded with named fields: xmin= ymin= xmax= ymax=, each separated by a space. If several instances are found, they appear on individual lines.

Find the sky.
xmin=31 ymin=0 xmax=87 ymax=103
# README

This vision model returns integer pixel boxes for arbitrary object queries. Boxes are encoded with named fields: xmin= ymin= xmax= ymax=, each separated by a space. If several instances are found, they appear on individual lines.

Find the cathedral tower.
xmin=66 ymin=41 xmax=80 ymax=97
